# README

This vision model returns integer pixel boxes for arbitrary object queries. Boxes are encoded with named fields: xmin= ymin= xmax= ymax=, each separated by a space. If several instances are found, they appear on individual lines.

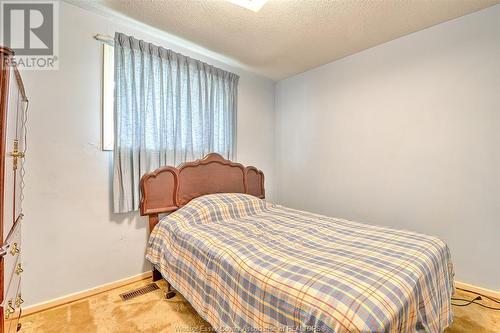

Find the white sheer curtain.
xmin=113 ymin=32 xmax=239 ymax=213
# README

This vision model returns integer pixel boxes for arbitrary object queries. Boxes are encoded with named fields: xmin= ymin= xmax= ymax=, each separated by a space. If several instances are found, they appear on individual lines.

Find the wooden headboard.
xmin=140 ymin=153 xmax=265 ymax=231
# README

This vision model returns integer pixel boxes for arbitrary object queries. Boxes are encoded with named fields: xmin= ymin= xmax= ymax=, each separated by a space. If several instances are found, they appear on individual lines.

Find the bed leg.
xmin=165 ymin=281 xmax=176 ymax=299
xmin=152 ymin=268 xmax=176 ymax=298
xmin=152 ymin=268 xmax=162 ymax=282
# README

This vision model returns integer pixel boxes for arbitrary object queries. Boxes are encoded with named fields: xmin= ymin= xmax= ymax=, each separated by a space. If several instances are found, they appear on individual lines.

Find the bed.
xmin=140 ymin=153 xmax=454 ymax=333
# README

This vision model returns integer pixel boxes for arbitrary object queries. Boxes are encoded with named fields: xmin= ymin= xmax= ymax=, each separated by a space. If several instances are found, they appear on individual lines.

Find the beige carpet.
xmin=20 ymin=279 xmax=500 ymax=333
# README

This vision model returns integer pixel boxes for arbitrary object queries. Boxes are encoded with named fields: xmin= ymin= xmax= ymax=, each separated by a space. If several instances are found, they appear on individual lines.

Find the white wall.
xmin=21 ymin=2 xmax=275 ymax=306
xmin=21 ymin=1 xmax=500 ymax=307
xmin=275 ymin=6 xmax=500 ymax=291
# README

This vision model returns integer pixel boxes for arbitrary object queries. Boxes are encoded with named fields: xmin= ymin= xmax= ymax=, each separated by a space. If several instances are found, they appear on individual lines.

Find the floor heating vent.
xmin=119 ymin=283 xmax=159 ymax=301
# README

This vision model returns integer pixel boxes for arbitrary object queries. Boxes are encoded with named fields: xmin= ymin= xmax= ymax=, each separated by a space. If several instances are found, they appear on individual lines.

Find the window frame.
xmin=101 ymin=43 xmax=114 ymax=151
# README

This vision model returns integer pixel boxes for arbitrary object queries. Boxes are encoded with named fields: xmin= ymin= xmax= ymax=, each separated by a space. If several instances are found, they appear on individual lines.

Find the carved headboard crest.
xmin=140 ymin=153 xmax=265 ymax=231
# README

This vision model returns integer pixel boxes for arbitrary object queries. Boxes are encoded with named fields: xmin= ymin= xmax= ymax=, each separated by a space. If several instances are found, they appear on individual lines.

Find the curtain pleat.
xmin=113 ymin=32 xmax=239 ymax=213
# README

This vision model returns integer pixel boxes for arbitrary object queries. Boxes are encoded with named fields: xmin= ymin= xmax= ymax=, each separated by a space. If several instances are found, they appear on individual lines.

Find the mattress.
xmin=146 ymin=193 xmax=454 ymax=333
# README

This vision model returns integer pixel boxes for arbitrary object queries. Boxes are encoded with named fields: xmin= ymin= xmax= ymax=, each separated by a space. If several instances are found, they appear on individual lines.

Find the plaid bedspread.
xmin=146 ymin=193 xmax=454 ymax=333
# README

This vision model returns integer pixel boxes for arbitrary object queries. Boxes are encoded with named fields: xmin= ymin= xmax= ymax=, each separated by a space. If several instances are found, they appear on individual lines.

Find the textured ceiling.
xmin=75 ymin=0 xmax=498 ymax=80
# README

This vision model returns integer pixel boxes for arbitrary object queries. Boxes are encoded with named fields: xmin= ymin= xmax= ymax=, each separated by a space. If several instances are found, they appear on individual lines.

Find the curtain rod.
xmin=94 ymin=34 xmax=114 ymax=46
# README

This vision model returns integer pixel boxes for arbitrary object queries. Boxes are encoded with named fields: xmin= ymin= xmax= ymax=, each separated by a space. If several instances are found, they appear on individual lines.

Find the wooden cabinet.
xmin=0 ymin=47 xmax=27 ymax=333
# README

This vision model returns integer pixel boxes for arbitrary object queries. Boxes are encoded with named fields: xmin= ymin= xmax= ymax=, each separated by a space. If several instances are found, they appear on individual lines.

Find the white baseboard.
xmin=21 ymin=271 xmax=152 ymax=317
xmin=455 ymin=281 xmax=500 ymax=300
xmin=21 ymin=274 xmax=498 ymax=317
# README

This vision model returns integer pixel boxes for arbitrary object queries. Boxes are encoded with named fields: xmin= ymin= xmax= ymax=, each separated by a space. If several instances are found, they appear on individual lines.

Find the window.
xmin=112 ymin=32 xmax=239 ymax=212
xmin=102 ymin=43 xmax=114 ymax=151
